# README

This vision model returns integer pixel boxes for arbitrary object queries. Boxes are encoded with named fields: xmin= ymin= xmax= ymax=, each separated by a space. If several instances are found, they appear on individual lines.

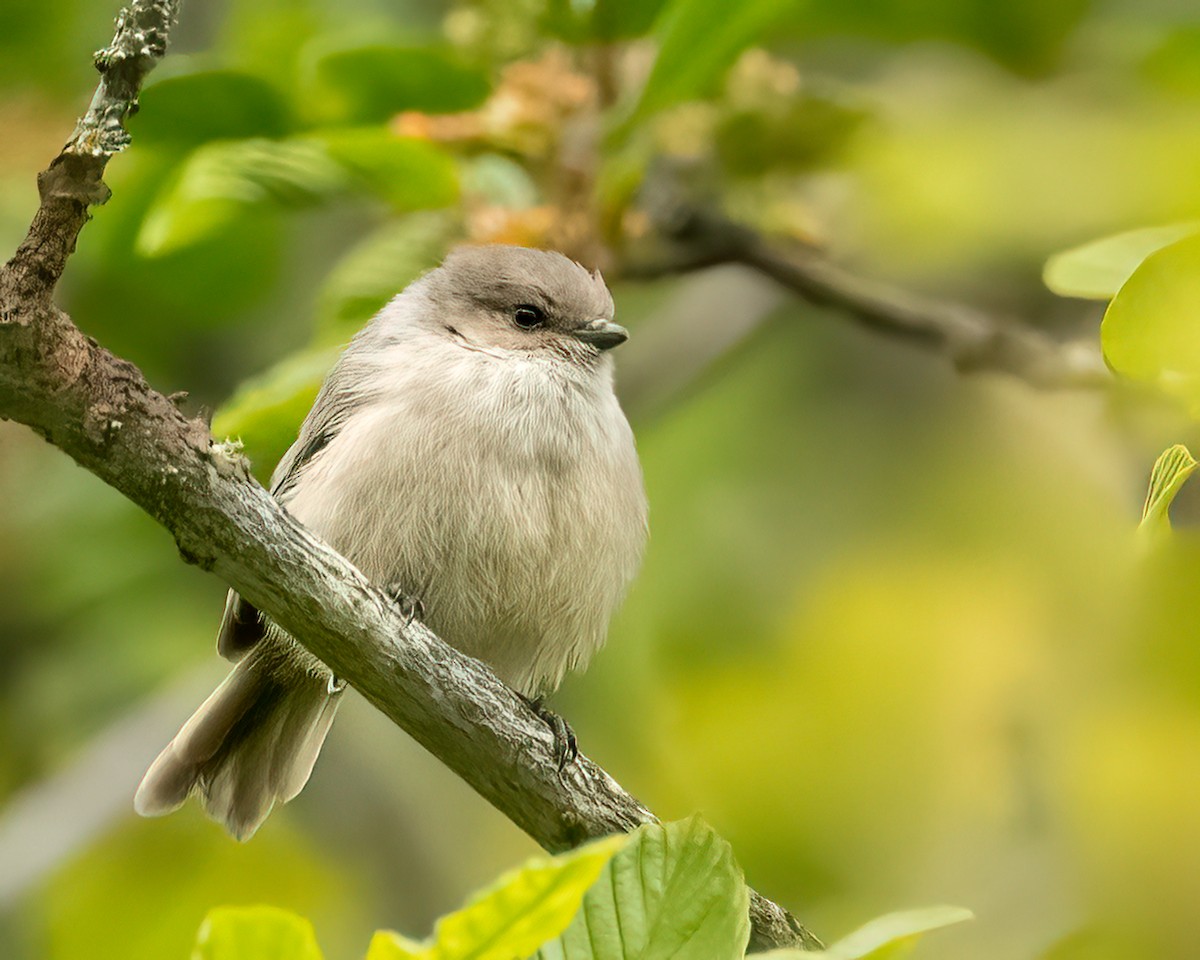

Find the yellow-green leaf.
xmin=1044 ymin=223 xmax=1200 ymax=300
xmin=366 ymin=835 xmax=626 ymax=960
xmin=192 ymin=906 xmax=325 ymax=960
xmin=756 ymin=905 xmax=973 ymax=960
xmin=1140 ymin=444 xmax=1199 ymax=540
xmin=1101 ymin=232 xmax=1200 ymax=414
xmin=430 ymin=834 xmax=626 ymax=960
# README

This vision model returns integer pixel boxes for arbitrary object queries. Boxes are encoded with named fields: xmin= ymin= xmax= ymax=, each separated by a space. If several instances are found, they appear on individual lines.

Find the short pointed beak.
xmin=572 ymin=319 xmax=629 ymax=351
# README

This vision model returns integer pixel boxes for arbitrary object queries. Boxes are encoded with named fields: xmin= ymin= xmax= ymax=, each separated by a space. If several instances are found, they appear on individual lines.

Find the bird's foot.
xmin=385 ymin=582 xmax=425 ymax=624
xmin=523 ymin=695 xmax=578 ymax=771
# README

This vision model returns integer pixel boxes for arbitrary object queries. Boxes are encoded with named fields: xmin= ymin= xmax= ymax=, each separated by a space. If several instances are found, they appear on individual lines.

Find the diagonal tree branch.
xmin=0 ymin=1 xmax=819 ymax=952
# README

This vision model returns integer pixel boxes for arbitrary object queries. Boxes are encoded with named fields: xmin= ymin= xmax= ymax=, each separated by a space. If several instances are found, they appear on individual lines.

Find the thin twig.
xmin=619 ymin=203 xmax=1110 ymax=391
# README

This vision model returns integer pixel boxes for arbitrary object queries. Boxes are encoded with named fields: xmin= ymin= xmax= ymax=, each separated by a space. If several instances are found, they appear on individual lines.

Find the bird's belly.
xmin=285 ymin=401 xmax=640 ymax=695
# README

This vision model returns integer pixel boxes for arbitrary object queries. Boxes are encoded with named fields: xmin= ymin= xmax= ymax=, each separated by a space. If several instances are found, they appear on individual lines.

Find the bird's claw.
xmin=385 ymin=583 xmax=425 ymax=624
xmin=524 ymin=696 xmax=578 ymax=771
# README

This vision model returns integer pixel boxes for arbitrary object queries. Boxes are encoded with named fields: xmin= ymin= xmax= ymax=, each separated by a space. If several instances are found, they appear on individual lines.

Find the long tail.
xmin=135 ymin=651 xmax=343 ymax=840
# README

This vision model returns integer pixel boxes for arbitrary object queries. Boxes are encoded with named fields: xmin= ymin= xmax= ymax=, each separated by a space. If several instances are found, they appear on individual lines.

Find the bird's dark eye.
xmin=513 ymin=304 xmax=545 ymax=329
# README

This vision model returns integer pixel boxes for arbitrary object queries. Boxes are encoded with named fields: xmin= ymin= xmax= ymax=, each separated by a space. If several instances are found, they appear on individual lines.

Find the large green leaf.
xmin=757 ymin=905 xmax=973 ymax=959
xmin=621 ymin=0 xmax=802 ymax=130
xmin=136 ymin=139 xmax=350 ymax=257
xmin=136 ymin=130 xmax=456 ymax=256
xmin=212 ymin=346 xmax=341 ymax=482
xmin=309 ymin=45 xmax=490 ymax=124
xmin=369 ymin=835 xmax=627 ymax=960
xmin=192 ymin=906 xmax=324 ymax=960
xmin=308 ymin=128 xmax=458 ymax=211
xmin=535 ymin=817 xmax=751 ymax=960
xmin=133 ymin=67 xmax=292 ymax=147
xmin=1101 ymin=232 xmax=1200 ymax=413
xmin=1139 ymin=444 xmax=1199 ymax=541
xmin=1043 ymin=223 xmax=1200 ymax=300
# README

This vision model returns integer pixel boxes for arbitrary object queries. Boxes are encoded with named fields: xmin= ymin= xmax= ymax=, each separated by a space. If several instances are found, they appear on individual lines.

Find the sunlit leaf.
xmin=535 ymin=817 xmax=750 ymax=960
xmin=310 ymin=45 xmax=490 ymax=124
xmin=213 ymin=346 xmax=341 ymax=482
xmin=192 ymin=906 xmax=324 ymax=960
xmin=1101 ymin=233 xmax=1200 ymax=413
xmin=306 ymin=128 xmax=458 ymax=211
xmin=136 ymin=139 xmax=350 ymax=256
xmin=1043 ymin=223 xmax=1200 ymax=300
xmin=133 ymin=67 xmax=292 ymax=147
xmin=431 ymin=834 xmax=627 ymax=959
xmin=366 ymin=835 xmax=626 ymax=960
xmin=1139 ymin=444 xmax=1199 ymax=540
xmin=756 ymin=905 xmax=973 ymax=959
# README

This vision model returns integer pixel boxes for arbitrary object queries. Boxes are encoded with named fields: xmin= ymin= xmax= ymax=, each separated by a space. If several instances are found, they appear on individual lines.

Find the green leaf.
xmin=1043 ymin=223 xmax=1200 ymax=300
xmin=136 ymin=139 xmax=350 ymax=257
xmin=192 ymin=906 xmax=325 ymax=960
xmin=621 ymin=0 xmax=802 ymax=130
xmin=1101 ymin=232 xmax=1200 ymax=413
xmin=535 ymin=817 xmax=751 ymax=960
xmin=133 ymin=67 xmax=292 ymax=147
xmin=310 ymin=45 xmax=490 ymax=124
xmin=212 ymin=346 xmax=341 ymax=482
xmin=757 ymin=905 xmax=973 ymax=960
xmin=367 ymin=835 xmax=626 ymax=960
xmin=1140 ymin=444 xmax=1199 ymax=539
xmin=307 ymin=128 xmax=459 ymax=211
xmin=430 ymin=834 xmax=627 ymax=959
xmin=315 ymin=213 xmax=455 ymax=339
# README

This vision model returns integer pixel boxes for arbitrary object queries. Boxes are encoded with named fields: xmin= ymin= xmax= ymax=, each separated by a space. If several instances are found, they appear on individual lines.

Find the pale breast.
xmin=284 ymin=343 xmax=646 ymax=695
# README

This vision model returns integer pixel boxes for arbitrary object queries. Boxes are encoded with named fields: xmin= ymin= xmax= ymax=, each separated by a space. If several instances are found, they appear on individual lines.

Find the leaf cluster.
xmin=191 ymin=820 xmax=969 ymax=960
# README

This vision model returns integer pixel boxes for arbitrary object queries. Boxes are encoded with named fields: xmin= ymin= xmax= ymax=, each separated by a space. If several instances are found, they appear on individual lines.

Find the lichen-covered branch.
xmin=1 ymin=0 xmax=179 ymax=307
xmin=0 ymin=2 xmax=818 ymax=951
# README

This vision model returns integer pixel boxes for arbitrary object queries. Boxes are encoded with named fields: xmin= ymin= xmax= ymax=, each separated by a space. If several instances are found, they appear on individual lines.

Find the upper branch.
xmin=621 ymin=203 xmax=1110 ymax=390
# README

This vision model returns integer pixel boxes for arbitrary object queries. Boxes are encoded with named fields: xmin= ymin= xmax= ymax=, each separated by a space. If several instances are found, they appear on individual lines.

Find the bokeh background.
xmin=3 ymin=0 xmax=1200 ymax=957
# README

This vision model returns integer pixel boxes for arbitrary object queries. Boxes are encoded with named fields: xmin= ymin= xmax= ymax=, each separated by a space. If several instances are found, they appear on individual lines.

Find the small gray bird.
xmin=135 ymin=245 xmax=647 ymax=840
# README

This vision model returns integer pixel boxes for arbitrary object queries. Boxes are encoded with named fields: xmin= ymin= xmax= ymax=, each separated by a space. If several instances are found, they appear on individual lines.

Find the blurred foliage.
xmin=5 ymin=0 xmax=1200 ymax=959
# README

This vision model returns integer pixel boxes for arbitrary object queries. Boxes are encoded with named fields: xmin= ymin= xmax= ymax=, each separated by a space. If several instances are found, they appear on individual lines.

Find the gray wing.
xmin=217 ymin=348 xmax=374 ymax=661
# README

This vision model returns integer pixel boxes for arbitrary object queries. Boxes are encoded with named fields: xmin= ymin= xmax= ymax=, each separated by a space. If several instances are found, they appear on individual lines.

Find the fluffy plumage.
xmin=135 ymin=245 xmax=647 ymax=839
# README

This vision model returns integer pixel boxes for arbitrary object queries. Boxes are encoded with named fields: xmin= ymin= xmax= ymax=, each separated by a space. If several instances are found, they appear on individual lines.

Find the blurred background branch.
xmin=619 ymin=195 xmax=1110 ymax=390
